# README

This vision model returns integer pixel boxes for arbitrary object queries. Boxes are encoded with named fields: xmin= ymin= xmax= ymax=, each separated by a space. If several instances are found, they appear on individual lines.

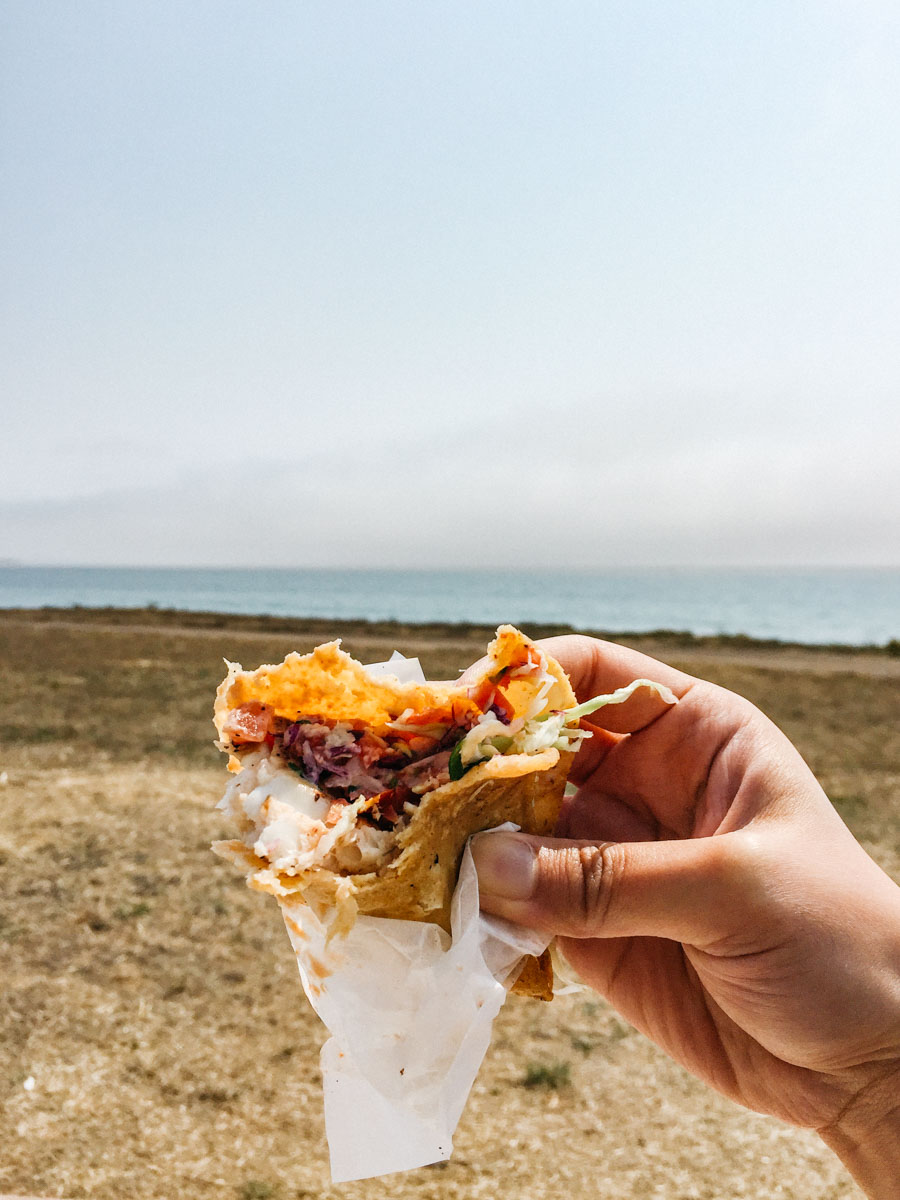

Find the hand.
xmin=471 ymin=636 xmax=900 ymax=1198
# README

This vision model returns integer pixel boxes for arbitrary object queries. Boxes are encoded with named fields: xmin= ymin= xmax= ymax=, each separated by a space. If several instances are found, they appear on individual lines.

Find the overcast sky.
xmin=2 ymin=1 xmax=899 ymax=567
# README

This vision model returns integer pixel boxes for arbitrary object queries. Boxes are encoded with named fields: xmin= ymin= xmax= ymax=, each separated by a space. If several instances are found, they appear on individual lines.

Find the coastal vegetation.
xmin=1 ymin=608 xmax=897 ymax=1198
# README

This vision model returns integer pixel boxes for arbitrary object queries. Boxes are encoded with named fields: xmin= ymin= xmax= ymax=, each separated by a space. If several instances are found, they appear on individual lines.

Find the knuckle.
xmin=702 ymin=829 xmax=775 ymax=905
xmin=539 ymin=842 xmax=621 ymax=936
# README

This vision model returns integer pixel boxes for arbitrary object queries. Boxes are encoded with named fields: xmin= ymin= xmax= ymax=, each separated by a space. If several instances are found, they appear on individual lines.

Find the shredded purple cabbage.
xmin=280 ymin=720 xmax=459 ymax=803
xmin=281 ymin=722 xmax=392 ymax=798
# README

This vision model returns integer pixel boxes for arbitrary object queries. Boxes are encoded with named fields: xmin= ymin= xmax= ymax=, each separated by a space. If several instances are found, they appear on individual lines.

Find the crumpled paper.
xmin=276 ymin=651 xmax=552 ymax=1182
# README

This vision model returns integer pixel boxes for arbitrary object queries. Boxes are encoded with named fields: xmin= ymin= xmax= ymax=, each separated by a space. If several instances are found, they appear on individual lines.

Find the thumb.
xmin=471 ymin=829 xmax=751 ymax=947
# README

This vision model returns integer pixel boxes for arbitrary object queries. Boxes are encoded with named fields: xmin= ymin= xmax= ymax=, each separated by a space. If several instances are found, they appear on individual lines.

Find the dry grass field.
xmin=2 ymin=609 xmax=898 ymax=1200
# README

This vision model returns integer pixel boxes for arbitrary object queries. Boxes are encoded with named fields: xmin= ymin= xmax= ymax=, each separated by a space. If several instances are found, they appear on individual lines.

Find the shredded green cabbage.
xmin=452 ymin=677 xmax=677 ymax=776
xmin=562 ymin=677 xmax=677 ymax=722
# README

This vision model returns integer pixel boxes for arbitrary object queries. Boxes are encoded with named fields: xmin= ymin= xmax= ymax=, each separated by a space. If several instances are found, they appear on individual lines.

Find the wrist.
xmin=819 ymin=1065 xmax=900 ymax=1200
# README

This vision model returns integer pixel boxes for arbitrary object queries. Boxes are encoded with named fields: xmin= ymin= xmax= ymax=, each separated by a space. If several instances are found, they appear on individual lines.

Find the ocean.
xmin=0 ymin=565 xmax=898 ymax=646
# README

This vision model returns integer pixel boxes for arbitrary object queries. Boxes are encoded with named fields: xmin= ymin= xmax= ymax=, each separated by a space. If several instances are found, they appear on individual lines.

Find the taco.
xmin=212 ymin=625 xmax=671 ymax=998
xmin=212 ymin=626 xmax=588 ymax=997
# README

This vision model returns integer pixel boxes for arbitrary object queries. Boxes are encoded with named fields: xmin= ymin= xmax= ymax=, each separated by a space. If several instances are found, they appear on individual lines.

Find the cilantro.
xmin=448 ymin=739 xmax=466 ymax=781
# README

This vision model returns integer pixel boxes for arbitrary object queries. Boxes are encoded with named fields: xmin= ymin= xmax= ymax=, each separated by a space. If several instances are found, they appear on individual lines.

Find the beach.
xmin=2 ymin=608 xmax=898 ymax=1199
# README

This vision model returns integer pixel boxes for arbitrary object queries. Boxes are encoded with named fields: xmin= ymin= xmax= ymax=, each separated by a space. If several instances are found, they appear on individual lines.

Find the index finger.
xmin=535 ymin=635 xmax=693 ymax=734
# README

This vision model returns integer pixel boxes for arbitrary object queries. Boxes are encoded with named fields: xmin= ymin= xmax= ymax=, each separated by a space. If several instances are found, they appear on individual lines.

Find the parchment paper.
xmin=277 ymin=652 xmax=551 ymax=1182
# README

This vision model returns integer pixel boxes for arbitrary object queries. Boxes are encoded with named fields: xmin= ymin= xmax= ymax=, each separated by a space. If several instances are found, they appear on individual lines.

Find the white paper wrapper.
xmin=275 ymin=651 xmax=551 ymax=1182
xmin=281 ymin=834 xmax=550 ymax=1181
xmin=361 ymin=649 xmax=425 ymax=683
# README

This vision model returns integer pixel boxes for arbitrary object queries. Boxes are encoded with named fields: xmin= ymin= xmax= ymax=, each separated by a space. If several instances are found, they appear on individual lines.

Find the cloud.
xmin=2 ymin=402 xmax=897 ymax=567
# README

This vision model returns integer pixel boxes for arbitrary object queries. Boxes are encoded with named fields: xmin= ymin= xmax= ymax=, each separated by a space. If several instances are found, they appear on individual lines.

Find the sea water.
xmin=0 ymin=565 xmax=897 ymax=646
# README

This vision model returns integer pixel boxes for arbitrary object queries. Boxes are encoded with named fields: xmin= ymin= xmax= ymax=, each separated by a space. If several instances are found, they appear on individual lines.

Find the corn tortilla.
xmin=213 ymin=626 xmax=576 ymax=998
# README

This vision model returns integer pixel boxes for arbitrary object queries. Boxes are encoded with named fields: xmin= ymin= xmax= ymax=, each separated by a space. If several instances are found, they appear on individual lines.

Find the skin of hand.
xmin=470 ymin=636 xmax=900 ymax=1197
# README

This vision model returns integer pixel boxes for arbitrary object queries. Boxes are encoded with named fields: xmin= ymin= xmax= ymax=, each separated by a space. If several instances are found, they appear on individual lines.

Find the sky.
xmin=2 ymin=1 xmax=899 ymax=568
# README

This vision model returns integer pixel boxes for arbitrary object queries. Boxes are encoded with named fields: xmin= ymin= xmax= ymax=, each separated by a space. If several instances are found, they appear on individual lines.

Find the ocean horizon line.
xmin=1 ymin=564 xmax=897 ymax=646
xmin=3 ymin=561 xmax=900 ymax=573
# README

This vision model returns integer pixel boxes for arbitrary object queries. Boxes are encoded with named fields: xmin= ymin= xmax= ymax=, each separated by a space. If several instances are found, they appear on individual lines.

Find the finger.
xmin=536 ymin=636 xmax=694 ymax=728
xmin=567 ymin=723 xmax=624 ymax=779
xmin=557 ymin=788 xmax=657 ymax=843
xmin=472 ymin=828 xmax=756 ymax=947
xmin=557 ymin=934 xmax=694 ymax=1023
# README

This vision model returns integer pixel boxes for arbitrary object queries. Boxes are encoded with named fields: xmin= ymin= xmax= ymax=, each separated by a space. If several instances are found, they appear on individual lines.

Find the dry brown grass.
xmin=1 ymin=611 xmax=898 ymax=1199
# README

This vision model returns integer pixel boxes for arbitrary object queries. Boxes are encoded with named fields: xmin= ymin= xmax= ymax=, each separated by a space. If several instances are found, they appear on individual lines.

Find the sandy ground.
xmin=1 ymin=611 xmax=898 ymax=1199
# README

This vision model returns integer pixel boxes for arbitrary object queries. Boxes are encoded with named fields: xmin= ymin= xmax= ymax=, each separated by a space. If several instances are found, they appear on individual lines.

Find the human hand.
xmin=471 ymin=636 xmax=900 ymax=1198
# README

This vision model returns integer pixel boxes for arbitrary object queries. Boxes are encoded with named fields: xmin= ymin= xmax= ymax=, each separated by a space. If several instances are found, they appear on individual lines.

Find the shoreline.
xmin=3 ymin=603 xmax=898 ymax=656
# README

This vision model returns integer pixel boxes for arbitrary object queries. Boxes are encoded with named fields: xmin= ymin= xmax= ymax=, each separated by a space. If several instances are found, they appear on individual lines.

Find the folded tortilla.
xmin=212 ymin=625 xmax=577 ymax=999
